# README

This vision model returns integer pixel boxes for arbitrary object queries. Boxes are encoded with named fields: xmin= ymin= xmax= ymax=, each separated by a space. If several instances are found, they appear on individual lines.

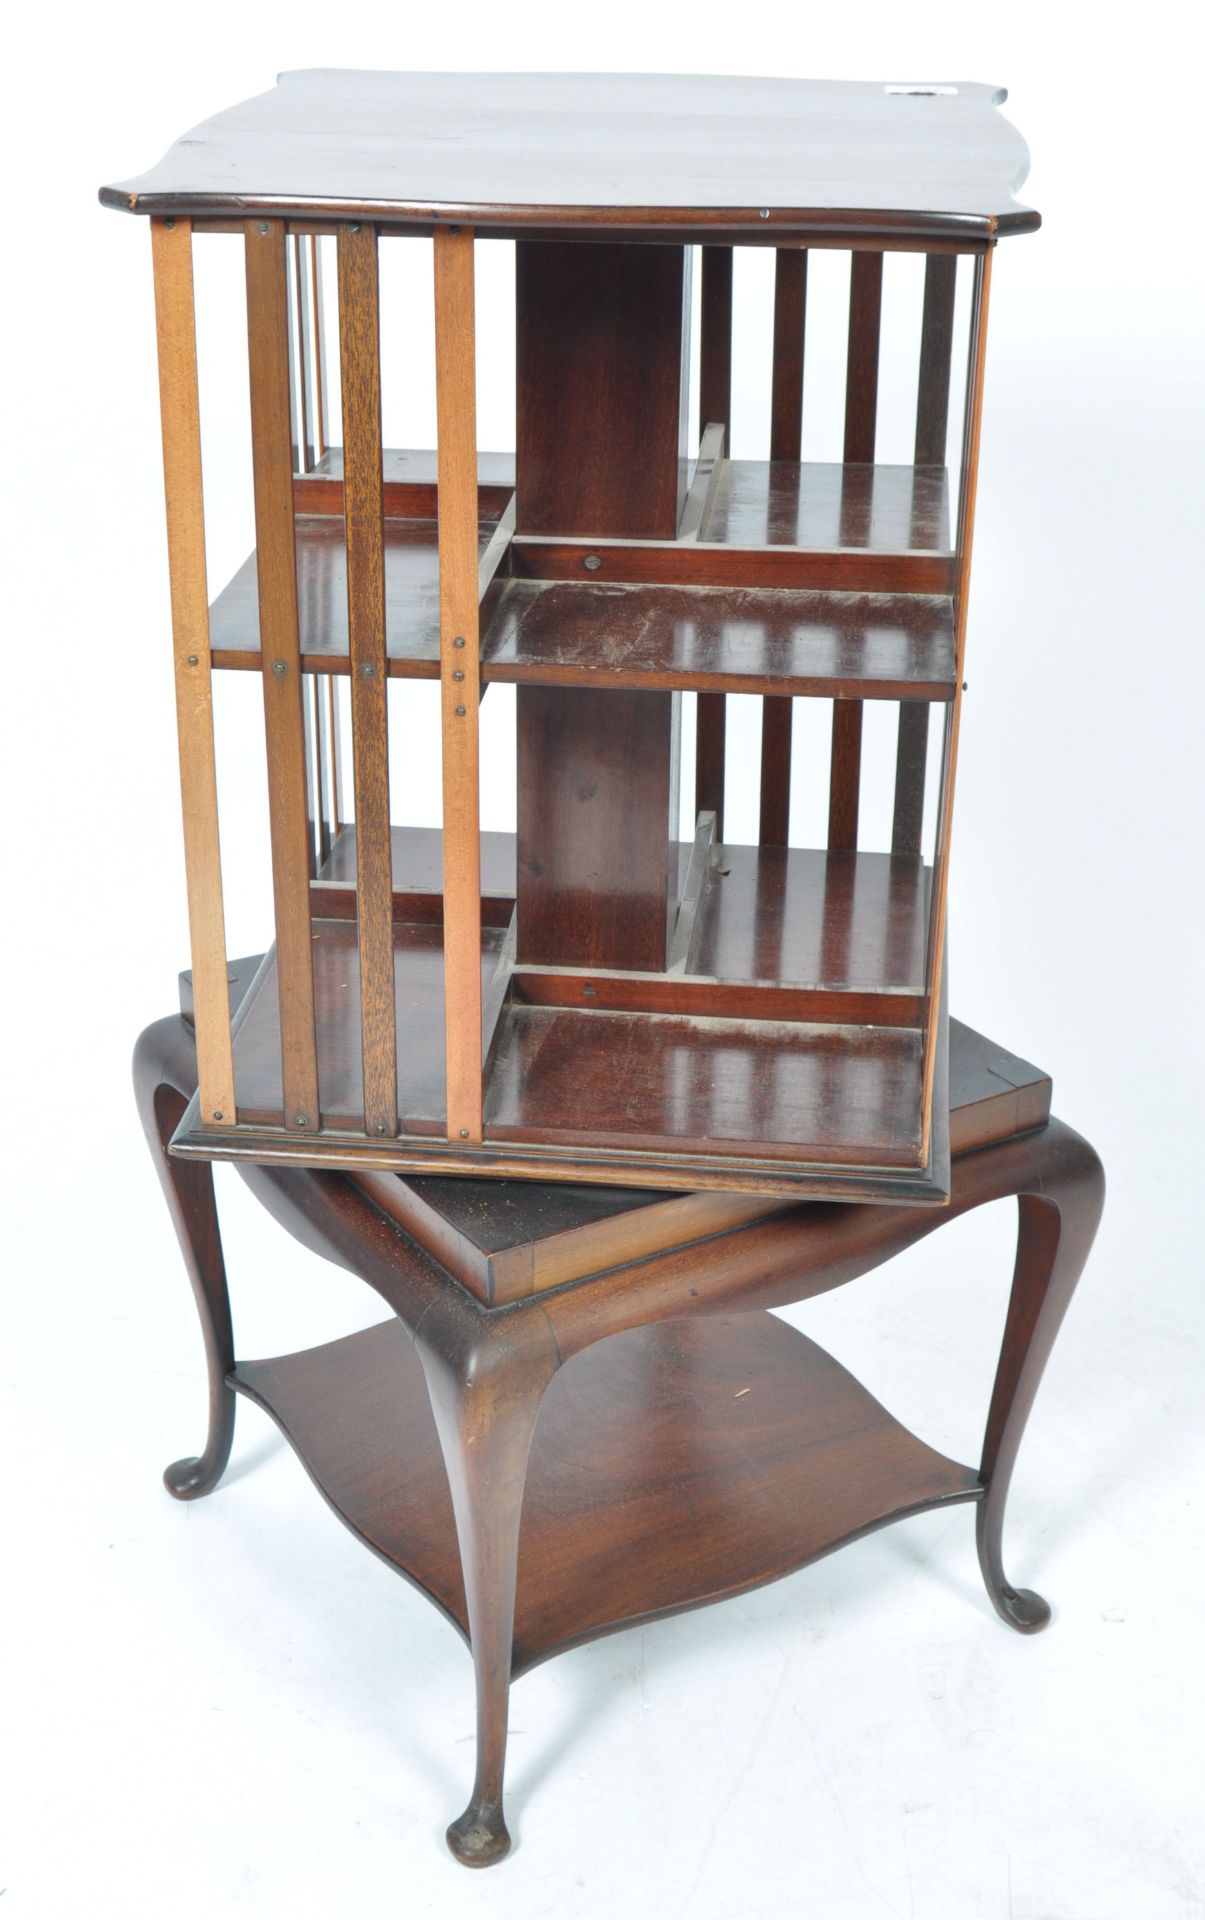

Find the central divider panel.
xmin=513 ymin=241 xmax=693 ymax=975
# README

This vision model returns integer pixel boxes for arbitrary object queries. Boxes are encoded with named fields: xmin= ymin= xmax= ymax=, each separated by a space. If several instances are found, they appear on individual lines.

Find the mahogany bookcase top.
xmin=99 ymin=70 xmax=1038 ymax=243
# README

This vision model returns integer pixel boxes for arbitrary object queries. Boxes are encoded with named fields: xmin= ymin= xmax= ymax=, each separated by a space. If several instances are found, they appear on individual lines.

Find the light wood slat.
xmin=699 ymin=245 xmax=733 ymax=429
xmin=338 ymin=222 xmax=398 ymax=1138
xmin=150 ymin=217 xmax=236 ymax=1126
xmin=920 ymin=248 xmax=994 ymax=1162
xmin=245 ymin=216 xmax=320 ymax=1133
xmin=914 ymin=252 xmax=958 ymax=466
xmin=892 ymin=700 xmax=929 ymax=855
xmin=770 ymin=249 xmax=807 ymax=461
xmin=828 ymin=700 xmax=864 ymax=850
xmin=434 ymin=226 xmax=484 ymax=1143
xmin=759 ymin=699 xmax=793 ymax=847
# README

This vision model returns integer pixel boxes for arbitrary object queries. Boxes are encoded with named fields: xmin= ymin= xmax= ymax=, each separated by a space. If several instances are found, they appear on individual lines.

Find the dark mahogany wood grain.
xmin=515 ymin=241 xmax=689 ymax=540
xmin=100 ymin=73 xmax=1040 ymax=241
xmin=485 ymin=1007 xmax=924 ymax=1165
xmin=515 ymin=686 xmax=680 ymax=971
xmin=700 ymin=459 xmax=950 ymax=550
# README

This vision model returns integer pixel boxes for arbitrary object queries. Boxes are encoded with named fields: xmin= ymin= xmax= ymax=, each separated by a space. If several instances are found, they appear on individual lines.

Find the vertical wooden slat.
xmin=310 ymin=236 xmax=329 ymax=459
xmin=694 ymin=693 xmax=726 ymax=841
xmin=830 ymin=251 xmax=884 ymax=844
xmin=293 ymin=235 xmax=316 ymax=472
xmin=245 ymin=216 xmax=320 ymax=1134
xmin=892 ymin=702 xmax=929 ymax=855
xmin=150 ymin=217 xmax=236 ymax=1126
xmin=843 ymin=250 xmax=884 ymax=463
xmin=311 ymin=673 xmax=333 ymax=869
xmin=760 ymin=248 xmax=807 ymax=845
xmin=434 ymin=226 xmax=484 ymax=1143
xmin=326 ymin=676 xmax=345 ymax=837
xmin=914 ymin=252 xmax=958 ymax=467
xmin=698 ymin=245 xmax=733 ymax=429
xmin=338 ymin=221 xmax=398 ymax=1139
xmin=696 ymin=246 xmax=733 ymax=835
xmin=892 ymin=255 xmax=958 ymax=862
xmin=300 ymin=671 xmax=320 ymax=877
xmin=770 ymin=249 xmax=806 ymax=461
xmin=759 ymin=699 xmax=793 ymax=847
xmin=828 ymin=701 xmax=864 ymax=851
xmin=920 ymin=248 xmax=994 ymax=1162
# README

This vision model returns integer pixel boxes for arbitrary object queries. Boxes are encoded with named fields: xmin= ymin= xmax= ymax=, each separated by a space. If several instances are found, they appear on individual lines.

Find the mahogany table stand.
xmin=135 ymin=996 xmax=1103 ymax=1868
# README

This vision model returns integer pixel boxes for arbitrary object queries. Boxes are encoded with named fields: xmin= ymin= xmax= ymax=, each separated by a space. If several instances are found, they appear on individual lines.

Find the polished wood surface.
xmin=483 ymin=582 xmax=956 ymax=699
xmin=484 ymin=1006 xmax=924 ymax=1164
xmin=101 ymin=73 xmax=1039 ymax=240
xmin=234 ymin=1311 xmax=983 ymax=1673
xmin=703 ymin=459 xmax=950 ymax=551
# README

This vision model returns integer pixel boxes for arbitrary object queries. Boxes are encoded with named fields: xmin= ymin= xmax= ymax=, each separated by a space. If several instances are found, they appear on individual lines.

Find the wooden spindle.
xmin=338 ymin=221 xmax=398 ymax=1140
xmin=245 ymin=216 xmax=320 ymax=1134
xmin=696 ymin=245 xmax=733 ymax=837
xmin=309 ymin=235 xmax=329 ymax=460
xmin=293 ymin=235 xmax=317 ymax=472
xmin=434 ymin=226 xmax=484 ymax=1144
xmin=300 ymin=670 xmax=320 ymax=877
xmin=326 ymin=675 xmax=344 ymax=838
xmin=920 ymin=248 xmax=994 ymax=1162
xmin=150 ymin=216 xmax=236 ymax=1128
xmin=311 ymin=674 xmax=333 ymax=869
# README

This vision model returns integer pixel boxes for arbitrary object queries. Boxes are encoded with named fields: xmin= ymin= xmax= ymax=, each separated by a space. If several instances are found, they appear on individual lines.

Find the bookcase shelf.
xmin=208 ymin=453 xmax=957 ymax=699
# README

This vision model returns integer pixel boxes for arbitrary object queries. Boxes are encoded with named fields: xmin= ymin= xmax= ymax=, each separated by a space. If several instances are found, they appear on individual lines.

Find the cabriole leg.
xmin=415 ymin=1304 xmax=560 ymax=1867
xmin=133 ymin=1016 xmax=235 ymax=1499
xmin=976 ymin=1138 xmax=1105 ymax=1630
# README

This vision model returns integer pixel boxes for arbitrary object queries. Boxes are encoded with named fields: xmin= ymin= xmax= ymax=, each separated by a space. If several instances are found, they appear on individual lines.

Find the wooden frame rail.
xmin=434 ymin=226 xmax=484 ymax=1144
xmin=150 ymin=216 xmax=236 ymax=1128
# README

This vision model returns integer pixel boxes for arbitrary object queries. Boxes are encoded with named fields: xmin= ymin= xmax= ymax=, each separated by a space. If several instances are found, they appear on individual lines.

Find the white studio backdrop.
xmin=2 ymin=9 xmax=1202 ymax=1920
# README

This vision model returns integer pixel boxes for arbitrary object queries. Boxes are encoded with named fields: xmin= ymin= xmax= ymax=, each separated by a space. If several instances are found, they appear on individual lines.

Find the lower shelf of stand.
xmin=231 ymin=1311 xmax=983 ymax=1675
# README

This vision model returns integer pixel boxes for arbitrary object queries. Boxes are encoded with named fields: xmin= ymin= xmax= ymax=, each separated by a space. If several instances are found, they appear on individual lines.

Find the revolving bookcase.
xmin=107 ymin=73 xmax=1103 ymax=1868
